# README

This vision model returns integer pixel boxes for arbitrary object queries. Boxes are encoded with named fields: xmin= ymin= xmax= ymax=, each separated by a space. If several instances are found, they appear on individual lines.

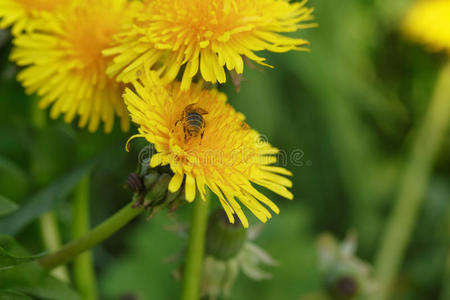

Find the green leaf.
xmin=0 ymin=235 xmax=45 ymax=270
xmin=0 ymin=195 xmax=18 ymax=216
xmin=0 ymin=263 xmax=80 ymax=300
xmin=0 ymin=162 xmax=94 ymax=235
xmin=0 ymin=290 xmax=33 ymax=300
xmin=0 ymin=248 xmax=45 ymax=271
xmin=0 ymin=236 xmax=80 ymax=300
xmin=18 ymin=276 xmax=80 ymax=300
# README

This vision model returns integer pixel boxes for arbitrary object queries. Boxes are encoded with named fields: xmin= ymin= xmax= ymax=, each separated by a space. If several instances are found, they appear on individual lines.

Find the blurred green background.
xmin=0 ymin=0 xmax=449 ymax=299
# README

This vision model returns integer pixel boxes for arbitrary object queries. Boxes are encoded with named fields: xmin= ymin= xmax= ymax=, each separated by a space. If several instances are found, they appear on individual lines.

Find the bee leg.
xmin=172 ymin=120 xmax=180 ymax=134
xmin=184 ymin=128 xmax=188 ymax=141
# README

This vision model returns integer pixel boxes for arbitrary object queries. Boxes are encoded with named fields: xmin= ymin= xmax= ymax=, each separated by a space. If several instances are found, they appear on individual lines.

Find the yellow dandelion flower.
xmin=9 ymin=0 xmax=139 ymax=133
xmin=124 ymin=72 xmax=294 ymax=228
xmin=104 ymin=0 xmax=315 ymax=90
xmin=402 ymin=0 xmax=450 ymax=52
xmin=0 ymin=0 xmax=72 ymax=35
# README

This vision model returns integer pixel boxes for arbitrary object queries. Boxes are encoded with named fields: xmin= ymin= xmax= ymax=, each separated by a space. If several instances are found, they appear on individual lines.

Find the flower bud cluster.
xmin=126 ymin=159 xmax=184 ymax=219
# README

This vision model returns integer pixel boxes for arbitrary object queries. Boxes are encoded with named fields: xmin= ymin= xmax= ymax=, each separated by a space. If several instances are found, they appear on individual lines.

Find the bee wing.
xmin=185 ymin=103 xmax=208 ymax=115
xmin=184 ymin=103 xmax=197 ymax=111
xmin=196 ymin=107 xmax=208 ymax=115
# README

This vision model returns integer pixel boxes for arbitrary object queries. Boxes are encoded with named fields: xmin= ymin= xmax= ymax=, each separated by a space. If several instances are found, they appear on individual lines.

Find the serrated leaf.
xmin=0 ymin=195 xmax=18 ymax=216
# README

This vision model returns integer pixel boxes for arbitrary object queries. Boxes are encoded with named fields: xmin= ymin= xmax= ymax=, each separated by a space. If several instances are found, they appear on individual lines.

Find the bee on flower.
xmin=176 ymin=103 xmax=209 ymax=141
xmin=104 ymin=0 xmax=316 ymax=90
xmin=124 ymin=71 xmax=294 ymax=227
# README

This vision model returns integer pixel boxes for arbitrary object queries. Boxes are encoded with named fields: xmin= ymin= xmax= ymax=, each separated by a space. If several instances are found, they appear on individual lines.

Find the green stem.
xmin=72 ymin=173 xmax=98 ymax=300
xmin=440 ymin=250 xmax=450 ymax=300
xmin=371 ymin=61 xmax=450 ymax=300
xmin=180 ymin=194 xmax=210 ymax=300
xmin=32 ymin=98 xmax=71 ymax=281
xmin=39 ymin=212 xmax=70 ymax=282
xmin=39 ymin=202 xmax=144 ymax=270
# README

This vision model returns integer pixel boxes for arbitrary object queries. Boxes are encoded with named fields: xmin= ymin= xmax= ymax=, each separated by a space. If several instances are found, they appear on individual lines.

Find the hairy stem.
xmin=371 ymin=62 xmax=450 ymax=300
xmin=181 ymin=194 xmax=210 ymax=300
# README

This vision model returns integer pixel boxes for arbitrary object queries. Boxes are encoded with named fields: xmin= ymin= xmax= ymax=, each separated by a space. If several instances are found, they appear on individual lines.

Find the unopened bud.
xmin=136 ymin=157 xmax=151 ymax=177
xmin=144 ymin=173 xmax=171 ymax=205
xmin=334 ymin=276 xmax=358 ymax=299
xmin=317 ymin=233 xmax=377 ymax=300
xmin=168 ymin=191 xmax=184 ymax=213
xmin=143 ymin=170 xmax=160 ymax=190
xmin=126 ymin=173 xmax=145 ymax=194
xmin=205 ymin=210 xmax=247 ymax=260
xmin=326 ymin=274 xmax=359 ymax=300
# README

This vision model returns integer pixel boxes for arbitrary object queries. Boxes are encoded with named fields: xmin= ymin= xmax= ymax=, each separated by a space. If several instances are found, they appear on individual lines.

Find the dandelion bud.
xmin=164 ymin=188 xmax=183 ymax=206
xmin=317 ymin=233 xmax=377 ymax=300
xmin=126 ymin=173 xmax=144 ymax=194
xmin=171 ymin=211 xmax=275 ymax=299
xmin=205 ymin=210 xmax=247 ymax=261
xmin=200 ymin=221 xmax=277 ymax=299
xmin=144 ymin=173 xmax=171 ymax=206
xmin=329 ymin=275 xmax=359 ymax=300
xmin=143 ymin=171 xmax=160 ymax=191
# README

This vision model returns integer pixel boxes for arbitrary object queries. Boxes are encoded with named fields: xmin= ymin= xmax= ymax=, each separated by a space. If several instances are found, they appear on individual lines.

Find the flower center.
xmin=148 ymin=0 xmax=255 ymax=45
xmin=64 ymin=6 xmax=122 ymax=77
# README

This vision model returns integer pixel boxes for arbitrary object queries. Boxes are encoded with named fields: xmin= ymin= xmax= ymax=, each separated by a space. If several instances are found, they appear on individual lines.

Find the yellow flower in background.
xmin=124 ymin=72 xmax=293 ymax=227
xmin=402 ymin=0 xmax=450 ymax=52
xmin=0 ymin=0 xmax=72 ymax=35
xmin=10 ymin=0 xmax=138 ymax=133
xmin=105 ymin=0 xmax=315 ymax=90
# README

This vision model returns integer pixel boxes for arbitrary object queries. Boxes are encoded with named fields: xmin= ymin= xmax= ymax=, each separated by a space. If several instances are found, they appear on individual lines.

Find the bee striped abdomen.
xmin=185 ymin=112 xmax=204 ymax=136
xmin=177 ymin=104 xmax=208 ymax=141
